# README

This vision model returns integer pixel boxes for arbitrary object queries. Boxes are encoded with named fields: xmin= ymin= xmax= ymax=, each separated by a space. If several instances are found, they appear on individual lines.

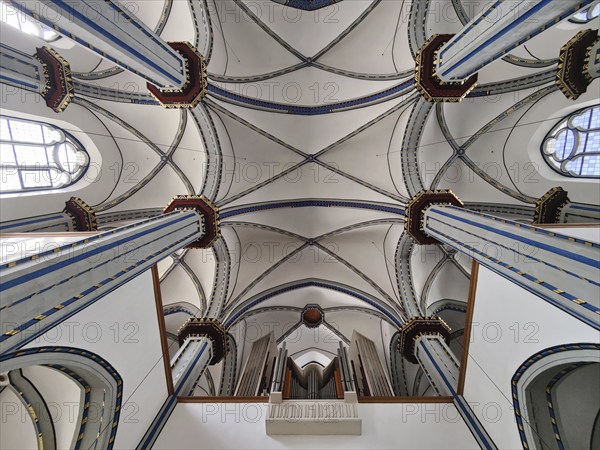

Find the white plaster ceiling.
xmin=4 ymin=0 xmax=598 ymax=388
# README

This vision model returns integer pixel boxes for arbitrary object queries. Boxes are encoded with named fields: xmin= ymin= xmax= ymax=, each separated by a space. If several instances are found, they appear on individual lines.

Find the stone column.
xmin=397 ymin=317 xmax=456 ymax=396
xmin=0 ymin=195 xmax=220 ymax=355
xmin=414 ymin=1 xmax=595 ymax=102
xmin=0 ymin=203 xmax=164 ymax=233
xmin=404 ymin=190 xmax=599 ymax=330
xmin=0 ymin=43 xmax=46 ymax=93
xmin=533 ymin=187 xmax=600 ymax=224
xmin=9 ymin=0 xmax=185 ymax=88
xmin=0 ymin=43 xmax=73 ymax=112
xmin=8 ymin=1 xmax=208 ymax=107
xmin=436 ymin=0 xmax=593 ymax=82
xmin=397 ymin=317 xmax=498 ymax=449
xmin=136 ymin=316 xmax=229 ymax=449
xmin=171 ymin=336 xmax=213 ymax=397
xmin=0 ymin=197 xmax=97 ymax=233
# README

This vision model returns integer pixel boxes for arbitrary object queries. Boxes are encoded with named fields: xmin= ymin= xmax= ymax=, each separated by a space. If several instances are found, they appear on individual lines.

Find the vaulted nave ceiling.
xmin=2 ymin=0 xmax=599 ymax=392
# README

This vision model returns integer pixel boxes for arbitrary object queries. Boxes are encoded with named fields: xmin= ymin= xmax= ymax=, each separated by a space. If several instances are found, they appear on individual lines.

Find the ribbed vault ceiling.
xmin=8 ymin=0 xmax=597 ymax=392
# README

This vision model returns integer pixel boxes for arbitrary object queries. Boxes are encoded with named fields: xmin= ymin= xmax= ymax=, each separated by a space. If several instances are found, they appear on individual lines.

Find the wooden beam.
xmin=152 ymin=265 xmax=175 ymax=395
xmin=457 ymin=260 xmax=479 ymax=395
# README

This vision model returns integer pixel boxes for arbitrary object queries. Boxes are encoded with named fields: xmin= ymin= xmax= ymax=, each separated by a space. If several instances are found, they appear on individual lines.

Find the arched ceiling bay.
xmin=17 ymin=0 xmax=596 ymax=384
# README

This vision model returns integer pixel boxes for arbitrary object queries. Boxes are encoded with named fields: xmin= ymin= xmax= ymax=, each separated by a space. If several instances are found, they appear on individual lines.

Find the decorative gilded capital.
xmin=178 ymin=318 xmax=229 ymax=365
xmin=397 ymin=316 xmax=451 ymax=364
xmin=64 ymin=197 xmax=97 ymax=231
xmin=405 ymin=190 xmax=463 ymax=245
xmin=556 ymin=29 xmax=599 ymax=100
xmin=533 ymin=187 xmax=570 ymax=224
xmin=415 ymin=34 xmax=478 ymax=103
xmin=164 ymin=195 xmax=220 ymax=248
xmin=147 ymin=42 xmax=208 ymax=108
xmin=35 ymin=47 xmax=74 ymax=113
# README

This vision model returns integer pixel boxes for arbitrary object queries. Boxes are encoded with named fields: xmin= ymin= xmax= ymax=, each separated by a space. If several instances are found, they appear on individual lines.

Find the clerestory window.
xmin=542 ymin=105 xmax=600 ymax=178
xmin=0 ymin=116 xmax=89 ymax=193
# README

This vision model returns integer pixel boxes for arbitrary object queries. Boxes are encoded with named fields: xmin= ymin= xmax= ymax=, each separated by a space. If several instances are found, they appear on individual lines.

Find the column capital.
xmin=415 ymin=34 xmax=478 ymax=103
xmin=63 ymin=197 xmax=97 ymax=231
xmin=164 ymin=195 xmax=219 ymax=248
xmin=405 ymin=190 xmax=463 ymax=244
xmin=147 ymin=42 xmax=208 ymax=109
xmin=178 ymin=318 xmax=229 ymax=365
xmin=397 ymin=316 xmax=451 ymax=364
xmin=1 ymin=211 xmax=202 ymax=354
xmin=34 ymin=47 xmax=73 ymax=113
xmin=556 ymin=28 xmax=599 ymax=100
xmin=533 ymin=187 xmax=570 ymax=224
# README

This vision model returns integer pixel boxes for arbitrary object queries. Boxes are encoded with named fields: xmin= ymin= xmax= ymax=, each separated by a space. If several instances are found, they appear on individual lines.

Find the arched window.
xmin=0 ymin=1 xmax=60 ymax=41
xmin=571 ymin=3 xmax=600 ymax=23
xmin=542 ymin=105 xmax=600 ymax=178
xmin=0 ymin=116 xmax=89 ymax=193
xmin=511 ymin=344 xmax=600 ymax=450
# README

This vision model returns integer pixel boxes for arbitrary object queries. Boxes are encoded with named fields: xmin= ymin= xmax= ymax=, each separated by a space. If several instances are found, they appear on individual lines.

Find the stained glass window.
xmin=0 ymin=116 xmax=89 ymax=193
xmin=571 ymin=3 xmax=600 ymax=23
xmin=0 ymin=1 xmax=60 ymax=41
xmin=542 ymin=105 xmax=600 ymax=178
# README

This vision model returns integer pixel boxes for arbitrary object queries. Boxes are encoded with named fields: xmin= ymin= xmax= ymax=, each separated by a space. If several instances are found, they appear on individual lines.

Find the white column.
xmin=436 ymin=0 xmax=593 ymax=82
xmin=170 ymin=336 xmax=212 ymax=396
xmin=0 ymin=212 xmax=74 ymax=232
xmin=414 ymin=335 xmax=460 ymax=397
xmin=0 ymin=210 xmax=204 ymax=354
xmin=424 ymin=205 xmax=600 ymax=329
xmin=0 ymin=43 xmax=46 ymax=93
xmin=8 ymin=0 xmax=186 ymax=88
xmin=560 ymin=202 xmax=600 ymax=223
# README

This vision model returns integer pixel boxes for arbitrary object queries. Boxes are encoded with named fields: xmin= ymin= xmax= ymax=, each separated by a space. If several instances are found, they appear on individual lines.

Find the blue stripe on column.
xmin=419 ymin=342 xmax=495 ymax=448
xmin=2 ymin=213 xmax=178 ymax=270
xmin=454 ymin=395 xmax=497 ymax=450
xmin=569 ymin=205 xmax=600 ymax=212
xmin=136 ymin=394 xmax=177 ymax=450
xmin=1 ymin=212 xmax=198 ymax=291
xmin=5 ymin=225 xmax=197 ymax=312
xmin=0 ymin=215 xmax=66 ymax=230
xmin=430 ymin=208 xmax=600 ymax=268
xmin=0 ymin=56 xmax=41 ymax=80
xmin=439 ymin=0 xmax=503 ymax=57
xmin=426 ymin=215 xmax=600 ymax=288
xmin=12 ymin=0 xmax=182 ymax=86
xmin=438 ymin=0 xmax=555 ymax=77
xmin=174 ymin=340 xmax=209 ymax=395
xmin=0 ymin=231 xmax=198 ymax=354
xmin=425 ymin=226 xmax=599 ymax=330
xmin=418 ymin=340 xmax=457 ymax=395
xmin=0 ymin=74 xmax=39 ymax=90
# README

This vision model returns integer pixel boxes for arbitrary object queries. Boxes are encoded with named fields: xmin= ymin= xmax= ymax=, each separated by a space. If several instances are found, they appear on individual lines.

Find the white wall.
xmin=0 ymin=81 xmax=120 ymax=220
xmin=22 ymin=365 xmax=82 ymax=450
xmin=23 ymin=269 xmax=169 ymax=449
xmin=463 ymin=226 xmax=600 ymax=449
xmin=153 ymin=402 xmax=479 ymax=449
xmin=0 ymin=388 xmax=39 ymax=450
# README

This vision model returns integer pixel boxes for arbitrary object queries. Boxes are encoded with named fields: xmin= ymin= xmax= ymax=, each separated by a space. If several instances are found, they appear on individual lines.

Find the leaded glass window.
xmin=0 ymin=116 xmax=89 ymax=193
xmin=571 ymin=3 xmax=600 ymax=23
xmin=542 ymin=105 xmax=600 ymax=178
xmin=0 ymin=1 xmax=60 ymax=41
